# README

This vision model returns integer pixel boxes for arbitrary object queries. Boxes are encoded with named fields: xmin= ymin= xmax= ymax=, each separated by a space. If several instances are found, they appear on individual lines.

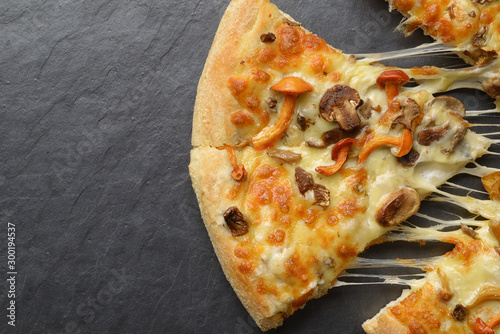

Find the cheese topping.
xmin=193 ymin=1 xmax=500 ymax=330
xmin=217 ymin=15 xmax=497 ymax=317
xmin=387 ymin=0 xmax=500 ymax=65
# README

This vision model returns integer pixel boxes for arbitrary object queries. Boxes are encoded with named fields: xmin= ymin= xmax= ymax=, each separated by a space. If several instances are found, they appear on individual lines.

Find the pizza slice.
xmin=384 ymin=0 xmax=500 ymax=66
xmin=189 ymin=0 xmax=494 ymax=330
xmin=363 ymin=216 xmax=500 ymax=334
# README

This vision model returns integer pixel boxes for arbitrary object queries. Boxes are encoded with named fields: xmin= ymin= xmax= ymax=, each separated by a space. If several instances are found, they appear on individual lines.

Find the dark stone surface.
xmin=0 ymin=0 xmax=497 ymax=333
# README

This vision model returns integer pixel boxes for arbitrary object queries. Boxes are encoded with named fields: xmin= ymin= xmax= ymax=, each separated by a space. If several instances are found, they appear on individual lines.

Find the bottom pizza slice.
xmin=363 ymin=219 xmax=500 ymax=334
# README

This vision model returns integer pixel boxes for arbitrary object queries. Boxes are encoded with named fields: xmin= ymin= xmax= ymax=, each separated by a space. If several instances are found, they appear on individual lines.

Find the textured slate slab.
xmin=0 ymin=0 xmax=496 ymax=333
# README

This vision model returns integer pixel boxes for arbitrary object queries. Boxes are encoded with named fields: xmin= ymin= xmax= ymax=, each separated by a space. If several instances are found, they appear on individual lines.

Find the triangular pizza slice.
xmin=189 ymin=0 xmax=494 ymax=330
xmin=363 ymin=217 xmax=500 ymax=333
xmin=384 ymin=0 xmax=500 ymax=66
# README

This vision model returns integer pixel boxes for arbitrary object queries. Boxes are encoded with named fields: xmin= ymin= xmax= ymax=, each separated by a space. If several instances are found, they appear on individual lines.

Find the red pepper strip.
xmin=474 ymin=318 xmax=494 ymax=334
xmin=216 ymin=144 xmax=247 ymax=181
xmin=357 ymin=129 xmax=413 ymax=164
xmin=315 ymin=138 xmax=357 ymax=176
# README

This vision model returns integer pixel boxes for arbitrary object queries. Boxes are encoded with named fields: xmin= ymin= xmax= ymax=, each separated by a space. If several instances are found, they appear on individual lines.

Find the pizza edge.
xmin=189 ymin=147 xmax=287 ymax=331
xmin=192 ymin=0 xmax=271 ymax=148
xmin=190 ymin=0 xmax=335 ymax=330
xmin=362 ymin=307 xmax=410 ymax=334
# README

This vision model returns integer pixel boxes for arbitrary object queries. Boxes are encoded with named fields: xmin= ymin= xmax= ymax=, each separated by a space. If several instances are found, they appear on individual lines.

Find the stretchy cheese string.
xmin=355 ymin=41 xmax=458 ymax=62
xmin=467 ymin=109 xmax=500 ymax=116
xmin=481 ymin=132 xmax=500 ymax=137
xmin=462 ymin=162 xmax=500 ymax=177
xmin=336 ymin=42 xmax=500 ymax=287
xmin=334 ymin=273 xmax=426 ymax=287
xmin=335 ymin=164 xmax=500 ymax=286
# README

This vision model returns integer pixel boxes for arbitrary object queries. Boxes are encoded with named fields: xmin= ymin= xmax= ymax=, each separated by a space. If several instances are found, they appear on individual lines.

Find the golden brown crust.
xmin=363 ymin=308 xmax=410 ymax=334
xmin=189 ymin=147 xmax=285 ymax=331
xmin=193 ymin=0 xmax=277 ymax=147
xmin=362 ymin=281 xmax=474 ymax=334
xmin=191 ymin=1 xmax=289 ymax=327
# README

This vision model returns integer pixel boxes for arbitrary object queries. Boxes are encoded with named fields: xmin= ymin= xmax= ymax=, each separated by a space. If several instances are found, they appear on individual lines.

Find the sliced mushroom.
xmin=297 ymin=113 xmax=314 ymax=131
xmin=306 ymin=139 xmax=326 ymax=148
xmin=461 ymin=223 xmax=478 ymax=239
xmin=265 ymin=97 xmax=278 ymax=111
xmin=267 ymin=149 xmax=302 ymax=165
xmin=452 ymin=304 xmax=468 ymax=322
xmin=396 ymin=149 xmax=420 ymax=167
xmin=376 ymin=187 xmax=421 ymax=227
xmin=394 ymin=98 xmax=421 ymax=129
xmin=313 ymin=184 xmax=330 ymax=208
xmin=321 ymin=127 xmax=361 ymax=146
xmin=223 ymin=206 xmax=249 ymax=237
xmin=463 ymin=48 xmax=497 ymax=67
xmin=473 ymin=26 xmax=487 ymax=47
xmin=418 ymin=121 xmax=468 ymax=153
xmin=358 ymin=98 xmax=374 ymax=120
xmin=417 ymin=98 xmax=469 ymax=154
xmin=426 ymin=96 xmax=466 ymax=118
xmin=295 ymin=167 xmax=314 ymax=195
xmin=260 ymin=32 xmax=276 ymax=43
xmin=445 ymin=125 xmax=468 ymax=154
xmin=483 ymin=76 xmax=500 ymax=99
xmin=418 ymin=124 xmax=450 ymax=146
xmin=319 ymin=85 xmax=362 ymax=131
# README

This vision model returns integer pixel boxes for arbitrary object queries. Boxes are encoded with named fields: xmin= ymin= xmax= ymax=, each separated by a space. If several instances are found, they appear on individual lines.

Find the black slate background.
xmin=0 ymin=0 xmax=497 ymax=333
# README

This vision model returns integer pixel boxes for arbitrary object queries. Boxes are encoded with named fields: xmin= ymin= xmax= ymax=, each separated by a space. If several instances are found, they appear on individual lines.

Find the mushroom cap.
xmin=271 ymin=76 xmax=313 ymax=95
xmin=376 ymin=187 xmax=421 ymax=227
xmin=483 ymin=76 xmax=500 ymax=99
xmin=427 ymin=95 xmax=466 ymax=118
xmin=376 ymin=69 xmax=410 ymax=89
xmin=318 ymin=85 xmax=362 ymax=131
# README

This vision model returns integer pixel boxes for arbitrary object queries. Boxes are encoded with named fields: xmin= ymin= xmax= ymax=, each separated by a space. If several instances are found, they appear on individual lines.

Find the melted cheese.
xmin=388 ymin=0 xmax=500 ymax=63
xmin=197 ymin=2 xmax=500 ymax=327
xmin=226 ymin=42 xmax=492 ymax=314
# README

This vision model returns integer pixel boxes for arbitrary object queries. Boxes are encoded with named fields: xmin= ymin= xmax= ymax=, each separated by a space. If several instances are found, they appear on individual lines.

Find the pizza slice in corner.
xmin=363 ymin=216 xmax=500 ymax=334
xmin=384 ymin=0 xmax=500 ymax=66
xmin=189 ymin=0 xmax=494 ymax=331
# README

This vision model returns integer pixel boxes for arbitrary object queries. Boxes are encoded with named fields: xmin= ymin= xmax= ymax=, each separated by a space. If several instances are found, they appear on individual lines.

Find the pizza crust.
xmin=191 ymin=1 xmax=288 ymax=327
xmin=193 ymin=0 xmax=273 ymax=147
xmin=189 ymin=147 xmax=286 ymax=331
xmin=363 ymin=311 xmax=409 ymax=334
xmin=362 ymin=293 xmax=411 ymax=334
